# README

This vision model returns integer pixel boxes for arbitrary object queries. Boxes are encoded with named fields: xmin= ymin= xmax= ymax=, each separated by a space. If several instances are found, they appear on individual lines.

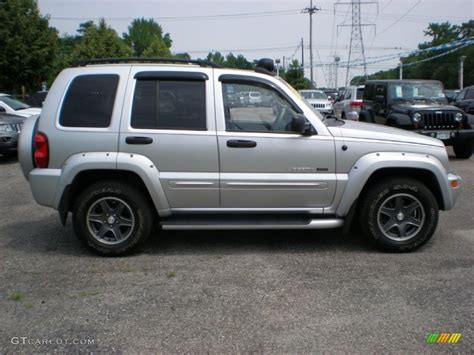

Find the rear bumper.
xmin=345 ymin=110 xmax=360 ymax=121
xmin=28 ymin=168 xmax=62 ymax=208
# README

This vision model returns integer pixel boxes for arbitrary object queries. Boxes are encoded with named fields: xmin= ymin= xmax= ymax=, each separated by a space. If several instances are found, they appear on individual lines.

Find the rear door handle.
xmin=226 ymin=140 xmax=257 ymax=148
xmin=125 ymin=136 xmax=153 ymax=145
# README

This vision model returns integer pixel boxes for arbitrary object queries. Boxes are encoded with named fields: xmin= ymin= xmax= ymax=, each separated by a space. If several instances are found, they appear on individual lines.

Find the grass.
xmin=7 ymin=292 xmax=25 ymax=301
xmin=166 ymin=271 xmax=177 ymax=278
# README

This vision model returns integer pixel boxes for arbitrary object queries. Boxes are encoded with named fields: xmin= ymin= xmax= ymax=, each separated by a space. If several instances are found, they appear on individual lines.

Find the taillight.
xmin=350 ymin=101 xmax=363 ymax=108
xmin=34 ymin=131 xmax=49 ymax=168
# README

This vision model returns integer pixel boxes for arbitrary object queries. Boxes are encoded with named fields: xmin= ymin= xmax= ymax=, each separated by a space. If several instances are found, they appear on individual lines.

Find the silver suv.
xmin=19 ymin=58 xmax=461 ymax=255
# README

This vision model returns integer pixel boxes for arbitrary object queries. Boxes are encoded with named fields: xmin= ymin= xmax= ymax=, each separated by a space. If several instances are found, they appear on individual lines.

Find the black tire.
xmin=453 ymin=140 xmax=472 ymax=159
xmin=359 ymin=110 xmax=373 ymax=123
xmin=72 ymin=180 xmax=153 ymax=256
xmin=359 ymin=178 xmax=439 ymax=252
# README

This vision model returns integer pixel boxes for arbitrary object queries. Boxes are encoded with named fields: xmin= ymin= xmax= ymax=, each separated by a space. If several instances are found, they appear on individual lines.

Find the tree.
xmin=353 ymin=20 xmax=474 ymax=88
xmin=123 ymin=18 xmax=172 ymax=57
xmin=0 ymin=0 xmax=58 ymax=93
xmin=225 ymin=53 xmax=253 ymax=69
xmin=73 ymin=19 xmax=132 ymax=61
xmin=283 ymin=60 xmax=312 ymax=90
xmin=206 ymin=51 xmax=226 ymax=66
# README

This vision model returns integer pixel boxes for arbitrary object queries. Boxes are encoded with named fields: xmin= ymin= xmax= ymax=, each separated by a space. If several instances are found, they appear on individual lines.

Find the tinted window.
xmin=222 ymin=82 xmax=299 ymax=133
xmin=60 ymin=75 xmax=119 ymax=127
xmin=356 ymin=88 xmax=364 ymax=100
xmin=131 ymin=80 xmax=206 ymax=130
xmin=363 ymin=84 xmax=374 ymax=100
xmin=465 ymin=89 xmax=474 ymax=100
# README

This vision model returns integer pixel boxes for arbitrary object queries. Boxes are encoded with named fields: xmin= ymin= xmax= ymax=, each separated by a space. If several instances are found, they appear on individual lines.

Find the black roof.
xmin=366 ymin=79 xmax=443 ymax=84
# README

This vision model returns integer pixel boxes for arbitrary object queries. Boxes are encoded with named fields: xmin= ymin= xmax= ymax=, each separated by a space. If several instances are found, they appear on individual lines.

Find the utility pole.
xmin=336 ymin=0 xmax=377 ymax=86
xmin=399 ymin=58 xmax=403 ymax=80
xmin=301 ymin=38 xmax=304 ymax=67
xmin=302 ymin=1 xmax=320 ymax=87
xmin=460 ymin=55 xmax=467 ymax=89
xmin=335 ymin=55 xmax=340 ymax=89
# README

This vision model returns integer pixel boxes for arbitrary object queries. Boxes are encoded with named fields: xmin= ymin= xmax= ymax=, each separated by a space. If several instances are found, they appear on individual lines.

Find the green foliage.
xmin=353 ymin=20 xmax=474 ymax=88
xmin=73 ymin=19 xmax=132 ymax=61
xmin=204 ymin=51 xmax=253 ymax=69
xmin=282 ymin=60 xmax=312 ymax=90
xmin=123 ymin=18 xmax=171 ymax=57
xmin=0 ymin=0 xmax=58 ymax=93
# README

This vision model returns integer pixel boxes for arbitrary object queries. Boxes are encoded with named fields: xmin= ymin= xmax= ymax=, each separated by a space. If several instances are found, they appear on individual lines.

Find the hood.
xmin=15 ymin=107 xmax=41 ymax=117
xmin=333 ymin=120 xmax=444 ymax=148
xmin=392 ymin=102 xmax=461 ymax=112
xmin=307 ymin=99 xmax=331 ymax=104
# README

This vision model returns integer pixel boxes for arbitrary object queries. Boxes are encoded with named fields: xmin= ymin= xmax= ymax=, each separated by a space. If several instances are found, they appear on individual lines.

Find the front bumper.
xmin=0 ymin=132 xmax=20 ymax=153
xmin=416 ymin=129 xmax=474 ymax=145
xmin=446 ymin=173 xmax=461 ymax=210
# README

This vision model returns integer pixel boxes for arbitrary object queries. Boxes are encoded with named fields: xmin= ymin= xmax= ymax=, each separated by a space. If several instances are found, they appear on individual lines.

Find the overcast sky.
xmin=38 ymin=0 xmax=473 ymax=87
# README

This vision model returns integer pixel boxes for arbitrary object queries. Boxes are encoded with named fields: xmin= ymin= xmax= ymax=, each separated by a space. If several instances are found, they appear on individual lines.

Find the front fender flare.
xmin=335 ymin=152 xmax=452 ymax=216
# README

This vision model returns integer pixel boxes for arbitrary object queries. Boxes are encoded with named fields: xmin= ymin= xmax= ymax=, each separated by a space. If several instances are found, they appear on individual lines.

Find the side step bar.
xmin=161 ymin=218 xmax=344 ymax=230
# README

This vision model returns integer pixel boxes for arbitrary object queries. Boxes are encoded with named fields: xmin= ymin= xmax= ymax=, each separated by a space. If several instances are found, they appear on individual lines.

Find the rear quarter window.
xmin=59 ymin=74 xmax=119 ymax=128
xmin=356 ymin=88 xmax=364 ymax=100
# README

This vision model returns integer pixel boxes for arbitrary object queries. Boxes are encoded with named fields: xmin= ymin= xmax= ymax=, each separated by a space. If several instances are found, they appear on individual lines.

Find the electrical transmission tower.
xmin=335 ymin=0 xmax=377 ymax=86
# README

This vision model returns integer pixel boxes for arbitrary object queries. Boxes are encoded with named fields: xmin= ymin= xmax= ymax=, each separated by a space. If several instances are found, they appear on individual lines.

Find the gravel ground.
xmin=0 ymin=150 xmax=472 ymax=353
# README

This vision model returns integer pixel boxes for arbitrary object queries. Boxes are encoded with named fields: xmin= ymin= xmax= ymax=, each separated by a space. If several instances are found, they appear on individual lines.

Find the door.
xmin=119 ymin=67 xmax=219 ymax=208
xmin=373 ymin=84 xmax=387 ymax=124
xmin=216 ymin=76 xmax=337 ymax=209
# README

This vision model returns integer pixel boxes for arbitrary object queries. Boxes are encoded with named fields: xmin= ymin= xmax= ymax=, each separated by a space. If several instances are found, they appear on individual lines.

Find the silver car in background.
xmin=334 ymin=85 xmax=365 ymax=120
xmin=299 ymin=90 xmax=333 ymax=116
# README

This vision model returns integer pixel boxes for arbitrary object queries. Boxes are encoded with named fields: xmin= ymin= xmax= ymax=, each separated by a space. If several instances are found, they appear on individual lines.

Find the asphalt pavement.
xmin=0 ymin=150 xmax=472 ymax=353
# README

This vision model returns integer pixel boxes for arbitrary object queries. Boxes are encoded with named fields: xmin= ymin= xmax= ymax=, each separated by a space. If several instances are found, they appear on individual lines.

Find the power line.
xmin=376 ymin=0 xmax=422 ymax=36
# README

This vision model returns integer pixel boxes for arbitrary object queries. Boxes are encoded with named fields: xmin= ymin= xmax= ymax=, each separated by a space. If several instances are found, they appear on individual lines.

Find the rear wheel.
xmin=453 ymin=140 xmax=472 ymax=159
xmin=360 ymin=178 xmax=438 ymax=252
xmin=72 ymin=180 xmax=153 ymax=256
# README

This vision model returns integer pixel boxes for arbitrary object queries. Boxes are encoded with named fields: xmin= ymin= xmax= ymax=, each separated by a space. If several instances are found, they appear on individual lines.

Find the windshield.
xmin=0 ymin=96 xmax=30 ymax=110
xmin=388 ymin=82 xmax=445 ymax=101
xmin=300 ymin=91 xmax=327 ymax=100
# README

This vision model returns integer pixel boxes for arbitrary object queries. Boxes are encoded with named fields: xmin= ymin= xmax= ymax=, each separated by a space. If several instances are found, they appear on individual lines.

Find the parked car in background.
xmin=247 ymin=91 xmax=262 ymax=106
xmin=299 ymin=89 xmax=333 ymax=115
xmin=445 ymin=89 xmax=460 ymax=102
xmin=452 ymin=85 xmax=474 ymax=115
xmin=0 ymin=113 xmax=24 ymax=157
xmin=359 ymin=80 xmax=474 ymax=159
xmin=334 ymin=85 xmax=364 ymax=120
xmin=0 ymin=93 xmax=41 ymax=117
xmin=323 ymin=90 xmax=339 ymax=104
xmin=26 ymin=91 xmax=48 ymax=108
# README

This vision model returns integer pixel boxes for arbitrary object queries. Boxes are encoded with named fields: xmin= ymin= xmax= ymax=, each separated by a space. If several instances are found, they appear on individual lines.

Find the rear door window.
xmin=131 ymin=80 xmax=206 ymax=130
xmin=60 ymin=74 xmax=119 ymax=128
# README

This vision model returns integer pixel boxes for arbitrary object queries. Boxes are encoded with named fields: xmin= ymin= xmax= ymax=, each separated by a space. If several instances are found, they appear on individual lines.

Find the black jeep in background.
xmin=359 ymin=80 xmax=474 ymax=159
xmin=451 ymin=85 xmax=474 ymax=115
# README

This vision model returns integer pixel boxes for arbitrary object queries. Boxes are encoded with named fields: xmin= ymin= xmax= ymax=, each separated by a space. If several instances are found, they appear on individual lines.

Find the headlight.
xmin=413 ymin=112 xmax=422 ymax=123
xmin=0 ymin=124 xmax=13 ymax=132
xmin=455 ymin=112 xmax=463 ymax=122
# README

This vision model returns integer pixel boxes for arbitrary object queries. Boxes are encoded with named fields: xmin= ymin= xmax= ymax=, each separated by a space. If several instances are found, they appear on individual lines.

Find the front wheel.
xmin=360 ymin=178 xmax=439 ymax=252
xmin=72 ymin=180 xmax=153 ymax=256
xmin=453 ymin=140 xmax=472 ymax=159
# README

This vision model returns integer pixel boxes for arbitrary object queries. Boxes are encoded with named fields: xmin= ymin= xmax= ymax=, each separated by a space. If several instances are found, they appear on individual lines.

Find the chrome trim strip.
xmin=161 ymin=218 xmax=344 ymax=230
xmin=170 ymin=207 xmax=325 ymax=213
xmin=225 ymin=182 xmax=326 ymax=187
xmin=172 ymin=181 xmax=215 ymax=186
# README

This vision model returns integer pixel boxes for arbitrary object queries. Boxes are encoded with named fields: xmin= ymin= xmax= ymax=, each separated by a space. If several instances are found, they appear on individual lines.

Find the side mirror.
xmin=292 ymin=114 xmax=313 ymax=135
xmin=374 ymin=95 xmax=384 ymax=104
xmin=0 ymin=106 xmax=5 ymax=113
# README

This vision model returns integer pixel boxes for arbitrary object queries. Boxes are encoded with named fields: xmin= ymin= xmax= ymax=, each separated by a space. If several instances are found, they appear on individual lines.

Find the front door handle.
xmin=226 ymin=140 xmax=257 ymax=148
xmin=126 ymin=136 xmax=153 ymax=145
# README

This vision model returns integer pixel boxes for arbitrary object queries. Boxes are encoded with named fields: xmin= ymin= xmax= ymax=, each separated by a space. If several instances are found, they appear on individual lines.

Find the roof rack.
xmin=74 ymin=57 xmax=221 ymax=68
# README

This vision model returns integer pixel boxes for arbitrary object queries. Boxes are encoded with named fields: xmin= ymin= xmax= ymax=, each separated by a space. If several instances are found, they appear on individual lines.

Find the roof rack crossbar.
xmin=74 ymin=57 xmax=221 ymax=68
